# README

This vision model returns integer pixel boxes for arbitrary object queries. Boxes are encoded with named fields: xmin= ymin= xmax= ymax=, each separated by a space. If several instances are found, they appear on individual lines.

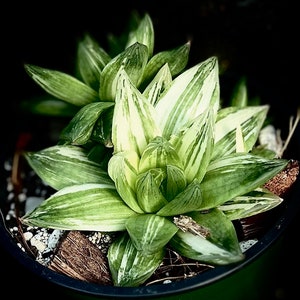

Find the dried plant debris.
xmin=49 ymin=231 xmax=112 ymax=285
xmin=263 ymin=160 xmax=299 ymax=197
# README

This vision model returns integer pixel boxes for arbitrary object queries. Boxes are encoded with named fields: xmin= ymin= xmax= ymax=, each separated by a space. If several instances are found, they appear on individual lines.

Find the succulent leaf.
xmin=125 ymin=13 xmax=154 ymax=59
xmin=155 ymin=56 xmax=220 ymax=140
xmin=157 ymin=179 xmax=203 ymax=216
xmin=99 ymin=43 xmax=148 ymax=101
xmin=59 ymin=101 xmax=114 ymax=145
xmin=173 ymin=107 xmax=215 ymax=183
xmin=112 ymin=70 xmax=161 ymax=156
xmin=108 ymin=233 xmax=165 ymax=287
xmin=170 ymin=209 xmax=245 ymax=264
xmin=212 ymin=105 xmax=269 ymax=160
xmin=219 ymin=187 xmax=283 ymax=220
xmin=135 ymin=168 xmax=168 ymax=212
xmin=24 ymin=145 xmax=113 ymax=190
xmin=108 ymin=151 xmax=143 ymax=213
xmin=141 ymin=41 xmax=191 ymax=89
xmin=76 ymin=33 xmax=111 ymax=90
xmin=125 ymin=214 xmax=178 ymax=253
xmin=139 ymin=136 xmax=182 ymax=173
xmin=142 ymin=63 xmax=172 ymax=106
xmin=24 ymin=64 xmax=100 ymax=106
xmin=21 ymin=183 xmax=137 ymax=231
xmin=199 ymin=153 xmax=289 ymax=209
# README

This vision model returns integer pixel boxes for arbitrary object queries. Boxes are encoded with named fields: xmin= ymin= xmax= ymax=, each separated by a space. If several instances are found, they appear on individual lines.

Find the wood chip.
xmin=263 ymin=160 xmax=299 ymax=196
xmin=48 ymin=231 xmax=112 ymax=285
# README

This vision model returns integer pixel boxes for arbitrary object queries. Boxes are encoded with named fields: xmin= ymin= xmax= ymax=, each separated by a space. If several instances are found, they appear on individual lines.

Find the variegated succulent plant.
xmin=20 ymin=13 xmax=289 ymax=287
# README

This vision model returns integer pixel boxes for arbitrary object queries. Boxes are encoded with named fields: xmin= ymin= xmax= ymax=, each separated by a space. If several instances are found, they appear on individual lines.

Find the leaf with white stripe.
xmin=60 ymin=101 xmax=114 ymax=145
xmin=125 ymin=214 xmax=178 ymax=253
xmin=219 ymin=187 xmax=283 ymax=220
xmin=125 ymin=13 xmax=154 ymax=58
xmin=199 ymin=153 xmax=289 ymax=210
xmin=24 ymin=145 xmax=113 ymax=190
xmin=112 ymin=70 xmax=161 ymax=156
xmin=24 ymin=64 xmax=99 ymax=106
xmin=108 ymin=151 xmax=143 ymax=213
xmin=212 ymin=105 xmax=269 ymax=160
xmin=108 ymin=232 xmax=165 ymax=287
xmin=77 ymin=33 xmax=111 ymax=90
xmin=155 ymin=56 xmax=220 ymax=140
xmin=141 ymin=41 xmax=190 ymax=88
xmin=142 ymin=63 xmax=172 ymax=106
xmin=174 ymin=107 xmax=215 ymax=183
xmin=170 ymin=209 xmax=244 ymax=265
xmin=21 ymin=183 xmax=137 ymax=231
xmin=99 ymin=43 xmax=148 ymax=101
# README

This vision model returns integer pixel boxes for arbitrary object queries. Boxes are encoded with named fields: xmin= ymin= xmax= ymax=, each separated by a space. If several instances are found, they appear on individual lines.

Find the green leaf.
xmin=76 ymin=33 xmax=111 ymax=90
xmin=170 ymin=209 xmax=244 ymax=265
xmin=155 ymin=56 xmax=220 ymax=140
xmin=108 ymin=151 xmax=143 ymax=213
xmin=142 ymin=63 xmax=172 ymax=106
xmin=21 ymin=183 xmax=138 ymax=231
xmin=141 ymin=41 xmax=191 ymax=89
xmin=99 ymin=43 xmax=148 ymax=101
xmin=90 ymin=106 xmax=114 ymax=147
xmin=125 ymin=214 xmax=178 ymax=253
xmin=212 ymin=105 xmax=269 ymax=160
xmin=24 ymin=64 xmax=100 ymax=106
xmin=229 ymin=76 xmax=248 ymax=107
xmin=59 ymin=101 xmax=114 ymax=145
xmin=136 ymin=168 xmax=168 ymax=213
xmin=174 ymin=107 xmax=215 ymax=183
xmin=157 ymin=179 xmax=203 ymax=216
xmin=108 ymin=232 xmax=165 ymax=287
xmin=199 ymin=153 xmax=289 ymax=209
xmin=23 ymin=145 xmax=113 ymax=190
xmin=219 ymin=187 xmax=283 ymax=220
xmin=20 ymin=96 xmax=79 ymax=117
xmin=162 ymin=165 xmax=187 ymax=201
xmin=111 ymin=70 xmax=161 ymax=156
xmin=125 ymin=13 xmax=154 ymax=58
xmin=139 ymin=136 xmax=182 ymax=173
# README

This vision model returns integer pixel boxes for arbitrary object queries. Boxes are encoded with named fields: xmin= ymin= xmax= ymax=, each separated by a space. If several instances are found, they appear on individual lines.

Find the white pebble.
xmin=23 ymin=231 xmax=33 ymax=241
xmin=31 ymin=236 xmax=47 ymax=252
xmin=240 ymin=239 xmax=258 ymax=252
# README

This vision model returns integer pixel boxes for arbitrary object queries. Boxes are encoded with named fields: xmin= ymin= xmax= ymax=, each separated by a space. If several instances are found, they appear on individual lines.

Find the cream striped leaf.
xmin=112 ymin=70 xmax=161 ymax=156
xmin=198 ymin=153 xmax=289 ymax=210
xmin=60 ymin=101 xmax=114 ymax=145
xmin=141 ymin=41 xmax=190 ymax=88
xmin=219 ymin=187 xmax=283 ymax=220
xmin=174 ymin=107 xmax=215 ymax=183
xmin=142 ymin=63 xmax=172 ymax=106
xmin=108 ymin=232 xmax=165 ymax=287
xmin=24 ymin=145 xmax=113 ymax=190
xmin=21 ymin=183 xmax=137 ymax=231
xmin=154 ymin=56 xmax=219 ymax=140
xmin=125 ymin=214 xmax=178 ymax=253
xmin=212 ymin=105 xmax=269 ymax=160
xmin=125 ymin=13 xmax=154 ymax=58
xmin=157 ymin=179 xmax=203 ymax=216
xmin=170 ymin=209 xmax=244 ymax=264
xmin=99 ymin=43 xmax=148 ymax=101
xmin=24 ymin=64 xmax=99 ymax=106
xmin=108 ymin=151 xmax=143 ymax=213
xmin=77 ymin=34 xmax=111 ymax=90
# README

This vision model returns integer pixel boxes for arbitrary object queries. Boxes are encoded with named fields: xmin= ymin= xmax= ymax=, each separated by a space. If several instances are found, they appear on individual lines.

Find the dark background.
xmin=1 ymin=0 xmax=299 ymax=299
